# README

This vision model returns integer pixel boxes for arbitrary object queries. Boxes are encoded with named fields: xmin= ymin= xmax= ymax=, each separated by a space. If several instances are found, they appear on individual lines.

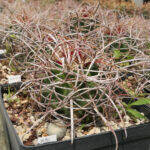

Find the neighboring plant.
xmin=123 ymin=98 xmax=150 ymax=119
xmin=4 ymin=87 xmax=20 ymax=103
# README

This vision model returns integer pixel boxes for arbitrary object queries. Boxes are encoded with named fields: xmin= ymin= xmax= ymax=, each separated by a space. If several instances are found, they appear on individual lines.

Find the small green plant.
xmin=123 ymin=98 xmax=150 ymax=119
xmin=5 ymin=87 xmax=20 ymax=103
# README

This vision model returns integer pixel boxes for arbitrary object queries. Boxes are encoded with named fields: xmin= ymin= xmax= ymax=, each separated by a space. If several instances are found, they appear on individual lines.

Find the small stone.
xmin=110 ymin=121 xmax=115 ymax=126
xmin=76 ymin=130 xmax=84 ymax=137
xmin=13 ymin=104 xmax=19 ymax=109
xmin=113 ymin=124 xmax=119 ymax=130
xmin=36 ymin=123 xmax=48 ymax=136
xmin=15 ymin=114 xmax=18 ymax=117
xmin=12 ymin=95 xmax=18 ymax=101
xmin=7 ymin=110 xmax=13 ymax=114
xmin=30 ymin=116 xmax=35 ymax=123
xmin=101 ymin=129 xmax=105 ymax=132
xmin=87 ymin=127 xmax=100 ymax=135
xmin=33 ymin=139 xmax=38 ymax=145
xmin=14 ymin=125 xmax=31 ymax=141
xmin=4 ymin=103 xmax=9 ymax=109
xmin=118 ymin=122 xmax=124 ymax=128
xmin=62 ymin=135 xmax=70 ymax=141
xmin=16 ymin=103 xmax=21 ymax=107
xmin=2 ymin=66 xmax=7 ymax=70
xmin=47 ymin=120 xmax=67 ymax=140
xmin=124 ymin=122 xmax=132 ymax=127
xmin=42 ymin=133 xmax=48 ymax=137
xmin=24 ymin=133 xmax=31 ymax=141
xmin=135 ymin=119 xmax=141 ymax=125
xmin=101 ymin=126 xmax=109 ymax=132
xmin=128 ymin=76 xmax=134 ymax=80
xmin=37 ymin=127 xmax=44 ymax=136
xmin=124 ymin=115 xmax=131 ymax=122
xmin=21 ymin=100 xmax=28 ymax=104
xmin=3 ymin=94 xmax=8 ymax=101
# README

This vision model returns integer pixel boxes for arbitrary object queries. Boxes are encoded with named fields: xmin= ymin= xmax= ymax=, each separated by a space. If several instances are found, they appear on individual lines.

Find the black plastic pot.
xmin=1 ymin=83 xmax=150 ymax=150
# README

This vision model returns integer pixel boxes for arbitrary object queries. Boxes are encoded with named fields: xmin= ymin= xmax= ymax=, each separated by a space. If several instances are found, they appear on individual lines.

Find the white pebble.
xmin=47 ymin=120 xmax=67 ymax=140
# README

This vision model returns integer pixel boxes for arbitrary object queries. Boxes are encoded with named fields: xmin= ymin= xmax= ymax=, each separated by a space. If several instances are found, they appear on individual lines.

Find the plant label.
xmin=37 ymin=135 xmax=57 ymax=144
xmin=8 ymin=75 xmax=21 ymax=84
xmin=0 ymin=49 xmax=6 ymax=55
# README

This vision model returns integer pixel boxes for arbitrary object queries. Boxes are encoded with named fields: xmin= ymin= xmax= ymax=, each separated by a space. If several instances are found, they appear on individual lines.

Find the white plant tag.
xmin=0 ymin=49 xmax=6 ymax=55
xmin=38 ymin=135 xmax=57 ymax=144
xmin=8 ymin=75 xmax=21 ymax=84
